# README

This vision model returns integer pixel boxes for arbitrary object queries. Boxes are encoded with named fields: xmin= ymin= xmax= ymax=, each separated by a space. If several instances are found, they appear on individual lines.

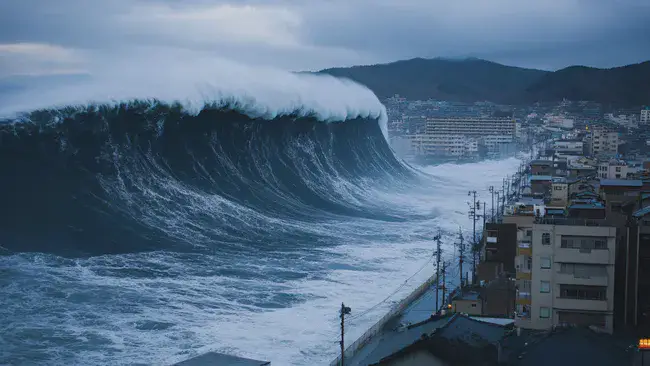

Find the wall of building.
xmin=526 ymin=224 xmax=617 ymax=333
xmin=453 ymin=300 xmax=482 ymax=315
xmin=382 ymin=350 xmax=448 ymax=366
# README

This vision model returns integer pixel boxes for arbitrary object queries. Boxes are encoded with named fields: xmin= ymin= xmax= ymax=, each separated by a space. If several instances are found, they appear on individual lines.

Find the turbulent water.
xmin=0 ymin=98 xmax=521 ymax=365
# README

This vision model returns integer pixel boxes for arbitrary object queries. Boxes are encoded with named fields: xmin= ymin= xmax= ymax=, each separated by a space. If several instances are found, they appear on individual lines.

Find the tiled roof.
xmin=600 ymin=179 xmax=642 ymax=187
xmin=173 ymin=352 xmax=270 ymax=366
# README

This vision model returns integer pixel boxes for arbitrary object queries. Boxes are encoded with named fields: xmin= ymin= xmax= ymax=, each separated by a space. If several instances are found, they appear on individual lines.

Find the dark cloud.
xmin=0 ymin=0 xmax=648 ymax=77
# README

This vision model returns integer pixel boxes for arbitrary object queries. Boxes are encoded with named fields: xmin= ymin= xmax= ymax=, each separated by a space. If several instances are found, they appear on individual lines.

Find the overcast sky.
xmin=1 ymin=0 xmax=649 ymax=79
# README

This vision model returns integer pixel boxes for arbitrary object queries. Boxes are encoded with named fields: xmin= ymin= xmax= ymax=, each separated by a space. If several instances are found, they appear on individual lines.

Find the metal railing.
xmin=329 ymin=272 xmax=439 ymax=366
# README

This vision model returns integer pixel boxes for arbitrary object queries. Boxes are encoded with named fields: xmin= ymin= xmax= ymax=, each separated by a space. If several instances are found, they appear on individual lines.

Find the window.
xmin=471 ymin=303 xmax=477 ymax=308
xmin=542 ymin=233 xmax=551 ymax=245
xmin=540 ymin=257 xmax=551 ymax=269
xmin=526 ymin=230 xmax=533 ymax=237
xmin=540 ymin=281 xmax=551 ymax=293
xmin=540 ymin=307 xmax=550 ymax=318
xmin=615 ymin=167 xmax=621 ymax=172
xmin=559 ymin=285 xmax=607 ymax=301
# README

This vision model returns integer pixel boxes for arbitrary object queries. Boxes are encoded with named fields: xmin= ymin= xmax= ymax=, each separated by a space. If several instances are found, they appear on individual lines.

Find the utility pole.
xmin=457 ymin=228 xmax=465 ymax=289
xmin=434 ymin=231 xmax=442 ymax=312
xmin=468 ymin=191 xmax=479 ymax=283
xmin=340 ymin=303 xmax=351 ymax=366
xmin=489 ymin=186 xmax=495 ymax=223
xmin=495 ymin=191 xmax=500 ymax=222
xmin=441 ymin=261 xmax=447 ymax=310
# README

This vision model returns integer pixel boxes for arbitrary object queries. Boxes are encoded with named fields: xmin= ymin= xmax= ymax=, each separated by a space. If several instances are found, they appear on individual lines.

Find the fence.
xmin=329 ymin=272 xmax=439 ymax=366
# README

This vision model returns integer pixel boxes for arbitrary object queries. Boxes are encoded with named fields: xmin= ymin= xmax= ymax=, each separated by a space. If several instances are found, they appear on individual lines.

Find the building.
xmin=174 ymin=352 xmax=271 ymax=366
xmin=369 ymin=314 xmax=510 ymax=366
xmin=590 ymin=126 xmax=620 ymax=157
xmin=530 ymin=160 xmax=553 ymax=176
xmin=616 ymin=204 xmax=650 ymax=335
xmin=451 ymin=292 xmax=482 ymax=316
xmin=515 ymin=221 xmax=617 ymax=333
xmin=550 ymin=177 xmax=569 ymax=207
xmin=418 ymin=117 xmax=516 ymax=156
xmin=409 ymin=134 xmax=478 ymax=158
xmin=483 ymin=223 xmax=518 ymax=275
xmin=530 ymin=175 xmax=553 ymax=196
xmin=424 ymin=117 xmax=516 ymax=138
xmin=598 ymin=159 xmax=629 ymax=179
xmin=641 ymin=107 xmax=650 ymax=126
xmin=554 ymin=140 xmax=584 ymax=156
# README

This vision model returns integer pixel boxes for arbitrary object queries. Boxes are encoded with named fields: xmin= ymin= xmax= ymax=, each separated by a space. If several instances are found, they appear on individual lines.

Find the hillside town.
xmin=321 ymin=99 xmax=650 ymax=366
xmin=385 ymin=96 xmax=650 ymax=165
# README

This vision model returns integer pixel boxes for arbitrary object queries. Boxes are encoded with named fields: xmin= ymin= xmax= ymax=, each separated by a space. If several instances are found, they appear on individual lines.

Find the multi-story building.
xmin=515 ymin=221 xmax=617 ymax=333
xmin=424 ymin=117 xmax=516 ymax=137
xmin=641 ymin=107 xmax=650 ymax=126
xmin=554 ymin=140 xmax=584 ymax=156
xmin=409 ymin=134 xmax=478 ymax=157
xmin=590 ymin=126 xmax=619 ymax=157
xmin=598 ymin=160 xmax=629 ymax=179
xmin=417 ymin=117 xmax=516 ymax=156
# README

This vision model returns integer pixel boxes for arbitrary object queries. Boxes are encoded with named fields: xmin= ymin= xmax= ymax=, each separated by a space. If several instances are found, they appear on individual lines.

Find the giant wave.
xmin=1 ymin=65 xmax=511 ymax=366
xmin=0 ymin=98 xmax=418 ymax=256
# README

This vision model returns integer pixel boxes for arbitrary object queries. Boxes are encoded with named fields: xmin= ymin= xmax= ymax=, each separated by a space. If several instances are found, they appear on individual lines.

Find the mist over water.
xmin=0 ymin=64 xmax=522 ymax=365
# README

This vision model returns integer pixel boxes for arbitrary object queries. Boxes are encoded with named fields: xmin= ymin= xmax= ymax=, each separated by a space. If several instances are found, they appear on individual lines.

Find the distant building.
xmin=515 ymin=222 xmax=617 ymax=333
xmin=598 ymin=159 xmax=629 ymax=179
xmin=554 ymin=140 xmax=584 ymax=156
xmin=590 ymin=126 xmax=619 ymax=157
xmin=641 ymin=107 xmax=650 ymax=126
xmin=550 ymin=177 xmax=569 ymax=207
xmin=415 ymin=117 xmax=516 ymax=156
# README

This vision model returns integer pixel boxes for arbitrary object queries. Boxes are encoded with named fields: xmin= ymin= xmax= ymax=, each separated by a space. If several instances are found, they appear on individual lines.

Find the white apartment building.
xmin=409 ymin=134 xmax=478 ymax=157
xmin=641 ymin=108 xmax=650 ymax=126
xmin=590 ymin=127 xmax=619 ymax=157
xmin=419 ymin=117 xmax=516 ymax=156
xmin=598 ymin=159 xmax=629 ymax=179
xmin=515 ymin=223 xmax=617 ymax=333
xmin=424 ymin=117 xmax=516 ymax=138
xmin=554 ymin=140 xmax=584 ymax=156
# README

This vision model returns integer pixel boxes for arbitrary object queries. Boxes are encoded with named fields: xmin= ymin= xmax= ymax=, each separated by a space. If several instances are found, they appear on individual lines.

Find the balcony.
xmin=555 ymin=273 xmax=609 ymax=287
xmin=554 ymin=297 xmax=610 ymax=312
xmin=516 ymin=292 xmax=531 ymax=305
xmin=555 ymin=248 xmax=611 ymax=264
xmin=518 ymin=241 xmax=532 ymax=256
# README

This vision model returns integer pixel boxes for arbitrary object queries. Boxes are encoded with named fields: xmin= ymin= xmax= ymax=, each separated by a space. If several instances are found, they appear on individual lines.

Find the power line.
xmin=345 ymin=250 xmax=436 ymax=322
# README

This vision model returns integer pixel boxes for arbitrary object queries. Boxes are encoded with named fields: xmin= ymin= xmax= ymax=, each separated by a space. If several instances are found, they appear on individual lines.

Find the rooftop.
xmin=454 ymin=291 xmax=480 ymax=301
xmin=506 ymin=327 xmax=633 ymax=366
xmin=173 ymin=352 xmax=270 ymax=366
xmin=530 ymin=162 xmax=553 ymax=168
xmin=530 ymin=175 xmax=553 ymax=181
xmin=370 ymin=315 xmax=511 ymax=366
xmin=600 ymin=179 xmax=643 ymax=187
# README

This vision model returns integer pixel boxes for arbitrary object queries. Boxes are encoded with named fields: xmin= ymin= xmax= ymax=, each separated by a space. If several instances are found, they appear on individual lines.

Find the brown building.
xmin=530 ymin=160 xmax=553 ymax=175
xmin=483 ymin=223 xmax=518 ymax=275
xmin=616 ymin=205 xmax=650 ymax=336
xmin=480 ymin=277 xmax=516 ymax=317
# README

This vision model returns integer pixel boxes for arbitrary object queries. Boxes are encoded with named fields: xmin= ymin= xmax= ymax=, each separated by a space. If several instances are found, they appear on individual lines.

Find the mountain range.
xmin=317 ymin=58 xmax=650 ymax=107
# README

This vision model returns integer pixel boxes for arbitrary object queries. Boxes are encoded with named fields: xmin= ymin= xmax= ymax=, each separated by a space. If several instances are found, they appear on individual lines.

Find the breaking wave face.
xmin=0 ymin=65 xmax=521 ymax=365
xmin=0 ymin=100 xmax=412 ymax=256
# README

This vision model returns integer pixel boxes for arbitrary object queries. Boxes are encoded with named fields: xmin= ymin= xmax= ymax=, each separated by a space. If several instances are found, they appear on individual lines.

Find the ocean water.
xmin=0 ymin=75 xmax=522 ymax=365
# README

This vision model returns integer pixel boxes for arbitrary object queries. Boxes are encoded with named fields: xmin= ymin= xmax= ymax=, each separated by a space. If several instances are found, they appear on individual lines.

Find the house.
xmin=530 ymin=175 xmax=553 ymax=196
xmin=530 ymin=160 xmax=553 ymax=176
xmin=173 ymin=352 xmax=271 ymax=366
xmin=369 ymin=314 xmax=511 ymax=366
xmin=452 ymin=292 xmax=482 ymax=316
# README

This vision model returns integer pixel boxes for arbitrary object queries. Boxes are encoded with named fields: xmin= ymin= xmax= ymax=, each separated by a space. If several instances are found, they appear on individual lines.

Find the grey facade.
xmin=515 ymin=223 xmax=617 ymax=333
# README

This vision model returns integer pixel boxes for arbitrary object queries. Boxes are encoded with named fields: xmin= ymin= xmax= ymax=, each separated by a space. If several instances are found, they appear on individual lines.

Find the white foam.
xmin=0 ymin=57 xmax=388 ymax=138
